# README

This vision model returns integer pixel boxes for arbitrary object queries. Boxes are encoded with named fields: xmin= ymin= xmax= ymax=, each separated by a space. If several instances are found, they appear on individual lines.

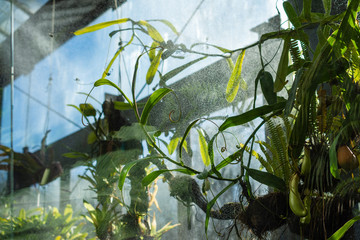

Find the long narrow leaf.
xmin=274 ymin=36 xmax=290 ymax=92
xmin=283 ymin=1 xmax=301 ymax=28
xmin=102 ymin=34 xmax=133 ymax=78
xmin=179 ymin=119 xmax=200 ymax=160
xmin=118 ymin=159 xmax=146 ymax=193
xmin=322 ymin=0 xmax=331 ymax=16
xmin=168 ymin=137 xmax=180 ymax=155
xmin=197 ymin=129 xmax=210 ymax=166
xmin=94 ymin=79 xmax=133 ymax=107
xmin=244 ymin=167 xmax=286 ymax=192
xmin=260 ymin=71 xmax=277 ymax=105
xmin=138 ymin=20 xmax=164 ymax=43
xmin=208 ymin=134 xmax=222 ymax=178
xmin=74 ymin=18 xmax=130 ymax=35
xmin=226 ymin=50 xmax=246 ymax=103
xmin=190 ymin=43 xmax=232 ymax=53
xmin=142 ymin=168 xmax=195 ymax=186
xmin=149 ymin=42 xmax=159 ymax=62
xmin=328 ymin=216 xmax=360 ymax=240
xmin=114 ymin=101 xmax=144 ymax=110
xmin=303 ymin=0 xmax=312 ymax=21
xmin=160 ymin=56 xmax=207 ymax=84
xmin=146 ymin=49 xmax=164 ymax=84
xmin=285 ymin=68 xmax=303 ymax=116
xmin=140 ymin=88 xmax=173 ymax=124
xmin=219 ymin=101 xmax=286 ymax=131
xmin=329 ymin=122 xmax=359 ymax=179
xmin=148 ymin=19 xmax=179 ymax=36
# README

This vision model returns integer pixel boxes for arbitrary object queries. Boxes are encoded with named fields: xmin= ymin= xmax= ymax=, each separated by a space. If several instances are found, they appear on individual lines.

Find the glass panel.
xmin=2 ymin=0 xmax=359 ymax=239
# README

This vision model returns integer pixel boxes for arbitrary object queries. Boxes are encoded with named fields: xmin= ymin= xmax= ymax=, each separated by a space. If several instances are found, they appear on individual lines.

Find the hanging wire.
xmin=15 ymin=86 xmax=84 ymax=129
xmin=114 ymin=0 xmax=123 ymax=88
xmin=9 ymin=0 xmax=15 ymax=237
xmin=44 ymin=0 xmax=56 ymax=135
xmin=40 ymin=0 xmax=56 ymax=212
xmin=24 ymin=74 xmax=32 ymax=148
xmin=173 ymin=0 xmax=206 ymax=44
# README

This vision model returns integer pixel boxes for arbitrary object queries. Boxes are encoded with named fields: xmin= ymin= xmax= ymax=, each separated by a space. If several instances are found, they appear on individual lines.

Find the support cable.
xmin=15 ymin=86 xmax=84 ymax=129
xmin=114 ymin=0 xmax=123 ymax=88
xmin=41 ymin=0 xmax=56 ymax=211
xmin=136 ymin=0 xmax=206 ymax=99
xmin=44 ymin=0 xmax=56 ymax=135
xmin=9 ymin=0 xmax=15 ymax=238
xmin=24 ymin=74 xmax=32 ymax=148
xmin=174 ymin=0 xmax=206 ymax=44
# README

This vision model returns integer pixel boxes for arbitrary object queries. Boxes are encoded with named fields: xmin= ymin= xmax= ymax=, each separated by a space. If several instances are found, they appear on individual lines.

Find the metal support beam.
xmin=0 ymin=0 xmax=127 ymax=86
xmin=13 ymin=0 xmax=34 ymax=16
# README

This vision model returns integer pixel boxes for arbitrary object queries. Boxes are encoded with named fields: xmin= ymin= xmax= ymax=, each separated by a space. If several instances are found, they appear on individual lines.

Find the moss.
xmin=168 ymin=176 xmax=193 ymax=203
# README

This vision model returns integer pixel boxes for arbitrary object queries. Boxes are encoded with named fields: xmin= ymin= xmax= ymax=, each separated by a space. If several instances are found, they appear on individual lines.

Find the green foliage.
xmin=71 ymin=1 xmax=360 ymax=238
xmin=0 ymin=205 xmax=88 ymax=240
xmin=245 ymin=166 xmax=286 ymax=192
xmin=219 ymin=101 xmax=286 ymax=131
xmin=225 ymin=50 xmax=246 ymax=102
xmin=140 ymin=88 xmax=173 ymax=125
xmin=329 ymin=216 xmax=360 ymax=240
xmin=197 ymin=128 xmax=210 ymax=166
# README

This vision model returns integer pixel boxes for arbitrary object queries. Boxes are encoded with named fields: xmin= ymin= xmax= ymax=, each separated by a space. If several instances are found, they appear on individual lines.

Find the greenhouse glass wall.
xmin=1 ymin=0 xmax=360 ymax=239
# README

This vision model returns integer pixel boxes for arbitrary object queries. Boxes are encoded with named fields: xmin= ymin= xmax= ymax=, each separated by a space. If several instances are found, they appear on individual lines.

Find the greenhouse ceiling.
xmin=0 ymin=0 xmax=126 ymax=86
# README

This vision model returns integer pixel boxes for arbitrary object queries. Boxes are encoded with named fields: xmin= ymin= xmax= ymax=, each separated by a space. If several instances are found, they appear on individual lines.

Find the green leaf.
xmin=94 ymin=79 xmax=133 ymax=107
xmin=62 ymin=152 xmax=89 ymax=159
xmin=148 ymin=19 xmax=179 ymax=36
xmin=102 ymin=34 xmax=134 ymax=79
xmin=328 ymin=216 xmax=360 ymax=240
xmin=208 ymin=134 xmax=222 ymax=178
xmin=77 ymin=92 xmax=102 ymax=105
xmin=190 ymin=43 xmax=232 ymax=53
xmin=160 ymin=56 xmax=207 ymax=84
xmin=283 ymin=1 xmax=301 ymax=28
xmin=146 ymin=49 xmax=163 ymax=84
xmin=260 ymin=71 xmax=277 ymax=105
xmin=138 ymin=20 xmax=164 ymax=42
xmin=114 ymin=123 xmax=157 ymax=141
xmin=244 ymin=167 xmax=286 ymax=192
xmin=19 ymin=208 xmax=26 ymax=219
xmin=219 ymin=101 xmax=286 ymax=131
xmin=274 ymin=36 xmax=290 ymax=92
xmin=168 ymin=137 xmax=180 ymax=155
xmin=332 ymin=0 xmax=360 ymax=57
xmin=226 ymin=58 xmax=234 ymax=71
xmin=285 ymin=68 xmax=303 ymax=116
xmin=64 ymin=204 xmax=73 ymax=223
xmin=197 ymin=129 xmax=210 ymax=166
xmin=155 ymin=222 xmax=181 ymax=238
xmin=118 ymin=159 xmax=146 ymax=192
xmin=79 ymin=103 xmax=96 ymax=117
xmin=330 ymin=121 xmax=360 ymax=178
xmin=322 ymin=0 xmax=331 ymax=16
xmin=113 ymin=101 xmax=144 ymax=110
xmin=226 ymin=50 xmax=246 ymax=102
xmin=140 ymin=88 xmax=172 ymax=124
xmin=149 ymin=42 xmax=159 ymax=62
xmin=142 ymin=168 xmax=195 ymax=186
xmin=303 ymin=0 xmax=312 ymax=21
xmin=142 ymin=170 xmax=168 ymax=186
xmin=179 ymin=119 xmax=200 ymax=160
xmin=74 ymin=18 xmax=130 ymax=35
xmin=205 ymin=181 xmax=236 ymax=236
xmin=83 ymin=200 xmax=95 ymax=212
